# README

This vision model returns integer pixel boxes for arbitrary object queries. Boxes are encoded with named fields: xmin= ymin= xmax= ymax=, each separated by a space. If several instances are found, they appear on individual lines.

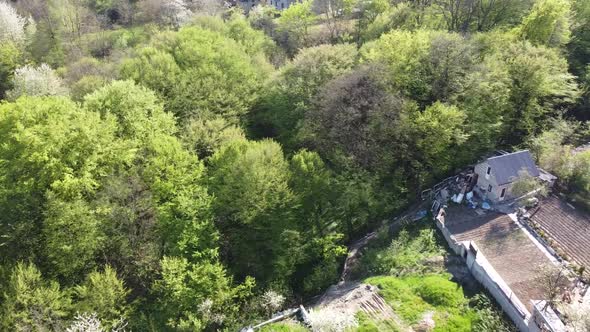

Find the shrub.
xmin=356 ymin=312 xmax=401 ymax=332
xmin=360 ymin=224 xmax=446 ymax=277
xmin=365 ymin=274 xmax=472 ymax=330
xmin=259 ymin=322 xmax=308 ymax=332
xmin=417 ymin=275 xmax=466 ymax=307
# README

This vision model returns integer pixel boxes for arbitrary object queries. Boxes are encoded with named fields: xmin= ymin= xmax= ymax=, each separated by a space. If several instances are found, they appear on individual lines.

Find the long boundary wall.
xmin=434 ymin=209 xmax=531 ymax=331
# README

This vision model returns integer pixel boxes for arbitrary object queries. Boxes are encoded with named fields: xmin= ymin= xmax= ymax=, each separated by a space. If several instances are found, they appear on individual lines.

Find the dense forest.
xmin=0 ymin=0 xmax=589 ymax=330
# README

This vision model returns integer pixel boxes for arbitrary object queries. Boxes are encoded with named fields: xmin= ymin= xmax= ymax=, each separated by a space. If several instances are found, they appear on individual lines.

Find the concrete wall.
xmin=434 ymin=211 xmax=464 ymax=256
xmin=466 ymin=244 xmax=531 ymax=332
xmin=528 ymin=301 xmax=566 ymax=332
xmin=434 ymin=209 xmax=531 ymax=331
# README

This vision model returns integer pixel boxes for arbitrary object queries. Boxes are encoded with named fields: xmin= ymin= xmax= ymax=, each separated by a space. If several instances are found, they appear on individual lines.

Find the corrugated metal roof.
xmin=486 ymin=150 xmax=539 ymax=185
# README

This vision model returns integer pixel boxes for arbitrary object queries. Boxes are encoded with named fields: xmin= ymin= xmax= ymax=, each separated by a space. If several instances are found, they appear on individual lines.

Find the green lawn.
xmin=365 ymin=274 xmax=476 ymax=332
xmin=354 ymin=312 xmax=401 ymax=332
xmin=259 ymin=321 xmax=308 ymax=332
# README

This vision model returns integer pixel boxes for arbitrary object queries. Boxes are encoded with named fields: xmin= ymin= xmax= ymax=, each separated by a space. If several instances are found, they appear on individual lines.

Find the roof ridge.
xmin=487 ymin=149 xmax=530 ymax=161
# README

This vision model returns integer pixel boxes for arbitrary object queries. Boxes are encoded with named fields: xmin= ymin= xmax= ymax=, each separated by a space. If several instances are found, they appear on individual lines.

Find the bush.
xmin=417 ymin=275 xmax=466 ymax=307
xmin=356 ymin=312 xmax=400 ymax=332
xmin=470 ymin=294 xmax=516 ymax=332
xmin=359 ymin=224 xmax=446 ymax=277
xmin=259 ymin=322 xmax=308 ymax=332
xmin=365 ymin=274 xmax=472 ymax=330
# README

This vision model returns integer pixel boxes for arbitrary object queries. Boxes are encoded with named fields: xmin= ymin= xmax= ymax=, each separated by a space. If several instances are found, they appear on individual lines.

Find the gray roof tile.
xmin=486 ymin=150 xmax=539 ymax=185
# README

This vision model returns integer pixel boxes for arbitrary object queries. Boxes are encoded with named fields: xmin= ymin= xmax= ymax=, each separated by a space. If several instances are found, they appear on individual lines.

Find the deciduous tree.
xmin=0 ymin=1 xmax=26 ymax=44
xmin=1 ymin=263 xmax=70 ymax=330
xmin=518 ymin=0 xmax=572 ymax=47
xmin=122 ymin=27 xmax=265 ymax=122
xmin=7 ymin=64 xmax=69 ymax=100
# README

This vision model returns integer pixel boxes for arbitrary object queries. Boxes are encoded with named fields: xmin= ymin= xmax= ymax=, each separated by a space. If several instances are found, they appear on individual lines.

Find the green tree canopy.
xmin=73 ymin=266 xmax=130 ymax=329
xmin=0 ymin=96 xmax=125 ymax=263
xmin=207 ymin=139 xmax=297 ymax=283
xmin=253 ymin=43 xmax=358 ymax=146
xmin=1 ymin=262 xmax=70 ymax=330
xmin=518 ymin=0 xmax=572 ymax=47
xmin=121 ymin=26 xmax=267 ymax=123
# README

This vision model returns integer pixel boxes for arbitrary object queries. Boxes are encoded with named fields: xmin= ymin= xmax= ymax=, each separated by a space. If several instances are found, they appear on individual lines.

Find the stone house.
xmin=236 ymin=0 xmax=300 ymax=13
xmin=474 ymin=150 xmax=540 ymax=203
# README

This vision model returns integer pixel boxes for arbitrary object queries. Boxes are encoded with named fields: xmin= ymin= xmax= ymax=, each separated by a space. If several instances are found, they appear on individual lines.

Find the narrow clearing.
xmin=310 ymin=204 xmax=427 ymax=332
xmin=314 ymin=282 xmax=412 ymax=332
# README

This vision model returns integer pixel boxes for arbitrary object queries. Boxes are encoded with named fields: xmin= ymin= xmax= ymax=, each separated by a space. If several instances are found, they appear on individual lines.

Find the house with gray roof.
xmin=235 ymin=0 xmax=300 ymax=13
xmin=474 ymin=150 xmax=540 ymax=203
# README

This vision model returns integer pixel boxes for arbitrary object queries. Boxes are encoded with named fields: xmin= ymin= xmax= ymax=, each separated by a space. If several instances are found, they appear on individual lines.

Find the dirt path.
xmin=314 ymin=282 xmax=413 ymax=332
xmin=339 ymin=202 xmax=427 ymax=282
xmin=310 ymin=203 xmax=428 ymax=331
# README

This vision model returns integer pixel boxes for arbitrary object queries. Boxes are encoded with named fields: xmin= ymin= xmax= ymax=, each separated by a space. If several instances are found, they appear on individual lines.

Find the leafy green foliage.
xmin=0 ymin=1 xmax=587 ymax=330
xmin=0 ymin=41 xmax=22 ymax=99
xmin=43 ymin=197 xmax=104 ymax=282
xmin=276 ymin=0 xmax=317 ymax=55
xmin=208 ymin=139 xmax=297 ymax=283
xmin=365 ymin=274 xmax=482 ymax=332
xmin=470 ymin=294 xmax=517 ymax=332
xmin=253 ymin=43 xmax=357 ymax=146
xmin=518 ymin=0 xmax=572 ymax=47
xmin=259 ymin=322 xmax=309 ymax=332
xmin=0 ymin=96 xmax=124 ymax=262
xmin=413 ymin=102 xmax=468 ymax=181
xmin=181 ymin=117 xmax=246 ymax=159
xmin=355 ymin=312 xmax=401 ymax=332
xmin=1 ymin=263 xmax=70 ymax=331
xmin=122 ymin=26 xmax=267 ymax=122
xmin=358 ymin=223 xmax=446 ymax=277
xmin=83 ymin=80 xmax=176 ymax=139
xmin=529 ymin=121 xmax=590 ymax=208
xmin=73 ymin=266 xmax=130 ymax=329
xmin=153 ymin=256 xmax=247 ymax=330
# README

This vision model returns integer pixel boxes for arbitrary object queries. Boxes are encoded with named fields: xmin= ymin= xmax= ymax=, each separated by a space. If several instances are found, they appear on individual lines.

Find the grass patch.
xmin=356 ymin=221 xmax=447 ymax=278
xmin=353 ymin=312 xmax=401 ymax=332
xmin=259 ymin=321 xmax=308 ymax=332
xmin=365 ymin=274 xmax=473 ymax=331
xmin=365 ymin=274 xmax=515 ymax=332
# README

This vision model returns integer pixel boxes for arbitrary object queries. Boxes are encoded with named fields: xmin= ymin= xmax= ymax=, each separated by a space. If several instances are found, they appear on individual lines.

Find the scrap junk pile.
xmin=425 ymin=168 xmax=494 ymax=216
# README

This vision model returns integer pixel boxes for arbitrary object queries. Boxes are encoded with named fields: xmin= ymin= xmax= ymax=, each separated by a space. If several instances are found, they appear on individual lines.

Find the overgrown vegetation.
xmin=366 ymin=275 xmax=515 ymax=332
xmin=352 ymin=221 xmax=515 ymax=331
xmin=355 ymin=222 xmax=447 ymax=277
xmin=0 ymin=0 xmax=588 ymax=330
xmin=355 ymin=312 xmax=401 ymax=332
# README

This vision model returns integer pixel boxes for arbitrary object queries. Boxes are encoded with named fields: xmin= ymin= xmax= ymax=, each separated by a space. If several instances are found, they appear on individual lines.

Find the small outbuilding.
xmin=474 ymin=150 xmax=540 ymax=203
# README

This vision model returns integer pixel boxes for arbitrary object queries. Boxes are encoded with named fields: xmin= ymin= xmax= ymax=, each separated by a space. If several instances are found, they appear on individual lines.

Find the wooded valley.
xmin=0 ymin=0 xmax=589 ymax=330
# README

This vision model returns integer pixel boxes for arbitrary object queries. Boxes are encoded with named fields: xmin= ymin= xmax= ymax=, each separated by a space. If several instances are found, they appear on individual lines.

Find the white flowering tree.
xmin=0 ymin=1 xmax=26 ymax=44
xmin=307 ymin=308 xmax=358 ymax=332
xmin=561 ymin=302 xmax=590 ymax=332
xmin=66 ymin=313 xmax=128 ymax=332
xmin=260 ymin=289 xmax=286 ymax=315
xmin=138 ymin=0 xmax=193 ymax=27
xmin=160 ymin=0 xmax=192 ymax=27
xmin=66 ymin=313 xmax=104 ymax=332
xmin=7 ymin=64 xmax=69 ymax=100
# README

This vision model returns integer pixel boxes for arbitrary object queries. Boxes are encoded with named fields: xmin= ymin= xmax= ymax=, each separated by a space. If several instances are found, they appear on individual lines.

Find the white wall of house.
xmin=475 ymin=162 xmax=512 ymax=202
xmin=269 ymin=0 xmax=295 ymax=9
xmin=238 ymin=0 xmax=299 ymax=12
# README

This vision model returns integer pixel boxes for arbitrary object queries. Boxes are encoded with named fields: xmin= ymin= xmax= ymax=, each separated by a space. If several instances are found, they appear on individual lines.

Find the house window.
xmin=488 ymin=185 xmax=493 ymax=192
xmin=500 ymin=188 xmax=506 ymax=198
xmin=486 ymin=166 xmax=491 ymax=175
